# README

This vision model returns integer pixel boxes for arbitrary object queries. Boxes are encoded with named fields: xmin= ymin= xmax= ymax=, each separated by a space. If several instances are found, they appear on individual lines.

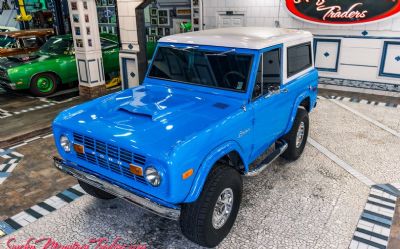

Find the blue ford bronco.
xmin=53 ymin=27 xmax=318 ymax=247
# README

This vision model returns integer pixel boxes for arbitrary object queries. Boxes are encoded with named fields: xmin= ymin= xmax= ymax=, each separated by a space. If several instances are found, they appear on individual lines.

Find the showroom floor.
xmin=0 ymin=90 xmax=399 ymax=249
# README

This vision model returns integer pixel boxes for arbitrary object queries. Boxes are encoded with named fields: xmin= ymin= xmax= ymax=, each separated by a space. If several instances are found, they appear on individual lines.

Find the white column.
xmin=117 ymin=0 xmax=145 ymax=89
xmin=68 ymin=0 xmax=106 ymax=98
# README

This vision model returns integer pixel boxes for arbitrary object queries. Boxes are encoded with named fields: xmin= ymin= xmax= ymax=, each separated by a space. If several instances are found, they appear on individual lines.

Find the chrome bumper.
xmin=53 ymin=157 xmax=180 ymax=220
xmin=0 ymin=80 xmax=15 ymax=90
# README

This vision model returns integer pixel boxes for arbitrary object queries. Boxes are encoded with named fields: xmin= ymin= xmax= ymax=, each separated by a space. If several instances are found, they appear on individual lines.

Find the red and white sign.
xmin=285 ymin=0 xmax=400 ymax=25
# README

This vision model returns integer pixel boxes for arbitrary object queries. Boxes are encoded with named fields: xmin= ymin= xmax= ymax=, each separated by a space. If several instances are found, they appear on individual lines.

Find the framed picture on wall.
xmin=75 ymin=27 xmax=81 ymax=35
xmin=158 ymin=9 xmax=169 ymax=26
xmin=151 ymin=17 xmax=158 ymax=25
xmin=157 ymin=28 xmax=164 ymax=36
xmin=150 ymin=8 xmax=158 ymax=17
xmin=71 ymin=2 xmax=78 ymax=10
xmin=176 ymin=8 xmax=191 ymax=16
xmin=150 ymin=27 xmax=157 ymax=36
xmin=72 ymin=14 xmax=79 ymax=23
xmin=76 ymin=39 xmax=83 ymax=48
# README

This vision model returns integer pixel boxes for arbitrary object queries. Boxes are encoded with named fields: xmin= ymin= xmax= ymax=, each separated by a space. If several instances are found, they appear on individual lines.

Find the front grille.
xmin=0 ymin=69 xmax=8 ymax=80
xmin=73 ymin=132 xmax=148 ymax=185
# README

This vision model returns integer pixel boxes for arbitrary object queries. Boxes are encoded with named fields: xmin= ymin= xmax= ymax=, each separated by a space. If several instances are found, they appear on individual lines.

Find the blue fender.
xmin=284 ymin=91 xmax=311 ymax=135
xmin=183 ymin=140 xmax=245 ymax=203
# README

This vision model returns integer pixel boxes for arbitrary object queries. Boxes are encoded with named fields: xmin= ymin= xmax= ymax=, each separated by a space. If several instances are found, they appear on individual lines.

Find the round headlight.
xmin=60 ymin=135 xmax=71 ymax=152
xmin=145 ymin=167 xmax=161 ymax=187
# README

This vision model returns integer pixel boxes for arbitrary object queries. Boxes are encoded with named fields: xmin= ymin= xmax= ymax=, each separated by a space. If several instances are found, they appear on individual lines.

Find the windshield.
xmin=148 ymin=46 xmax=253 ymax=92
xmin=40 ymin=37 xmax=72 ymax=55
xmin=0 ymin=35 xmax=17 ymax=48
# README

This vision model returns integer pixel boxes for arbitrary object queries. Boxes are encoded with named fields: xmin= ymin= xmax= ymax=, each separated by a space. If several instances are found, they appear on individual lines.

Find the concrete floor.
xmin=0 ymin=92 xmax=399 ymax=248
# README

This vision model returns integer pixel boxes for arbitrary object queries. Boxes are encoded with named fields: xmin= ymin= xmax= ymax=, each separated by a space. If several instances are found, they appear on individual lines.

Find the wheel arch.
xmin=183 ymin=140 xmax=246 ymax=203
xmin=284 ymin=93 xmax=311 ymax=135
xmin=30 ymin=71 xmax=62 ymax=86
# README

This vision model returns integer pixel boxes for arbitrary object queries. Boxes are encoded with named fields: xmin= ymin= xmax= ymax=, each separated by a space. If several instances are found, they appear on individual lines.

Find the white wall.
xmin=202 ymin=0 xmax=400 ymax=32
xmin=202 ymin=0 xmax=400 ymax=87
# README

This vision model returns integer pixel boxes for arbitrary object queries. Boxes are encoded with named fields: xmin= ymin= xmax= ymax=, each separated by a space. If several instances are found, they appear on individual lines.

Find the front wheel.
xmin=30 ymin=73 xmax=58 ymax=97
xmin=180 ymin=165 xmax=242 ymax=248
xmin=280 ymin=107 xmax=309 ymax=161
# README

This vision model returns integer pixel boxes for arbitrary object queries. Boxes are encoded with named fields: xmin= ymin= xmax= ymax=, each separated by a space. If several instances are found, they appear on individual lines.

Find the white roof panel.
xmin=159 ymin=27 xmax=312 ymax=50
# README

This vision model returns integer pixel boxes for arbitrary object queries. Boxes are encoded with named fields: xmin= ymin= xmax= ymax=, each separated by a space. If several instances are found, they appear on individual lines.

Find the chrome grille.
xmin=0 ymin=69 xmax=8 ymax=80
xmin=73 ymin=132 xmax=148 ymax=185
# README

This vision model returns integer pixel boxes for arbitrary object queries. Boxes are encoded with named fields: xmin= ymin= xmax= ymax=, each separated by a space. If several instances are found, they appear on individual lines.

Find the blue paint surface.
xmin=53 ymin=41 xmax=318 ymax=207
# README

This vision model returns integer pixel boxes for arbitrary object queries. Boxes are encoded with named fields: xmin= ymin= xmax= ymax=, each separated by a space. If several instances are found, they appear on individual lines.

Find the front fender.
xmin=183 ymin=140 xmax=244 ymax=203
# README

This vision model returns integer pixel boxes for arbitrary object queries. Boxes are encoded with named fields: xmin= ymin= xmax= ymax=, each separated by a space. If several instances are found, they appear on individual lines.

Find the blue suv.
xmin=53 ymin=27 xmax=318 ymax=247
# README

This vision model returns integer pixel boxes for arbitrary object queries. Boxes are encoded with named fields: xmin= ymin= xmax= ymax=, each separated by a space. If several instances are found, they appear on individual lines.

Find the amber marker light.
xmin=130 ymin=164 xmax=143 ymax=176
xmin=182 ymin=168 xmax=194 ymax=180
xmin=73 ymin=144 xmax=85 ymax=154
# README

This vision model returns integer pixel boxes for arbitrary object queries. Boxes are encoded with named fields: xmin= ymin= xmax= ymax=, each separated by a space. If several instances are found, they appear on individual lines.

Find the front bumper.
xmin=53 ymin=157 xmax=181 ymax=220
xmin=0 ymin=79 xmax=16 ymax=90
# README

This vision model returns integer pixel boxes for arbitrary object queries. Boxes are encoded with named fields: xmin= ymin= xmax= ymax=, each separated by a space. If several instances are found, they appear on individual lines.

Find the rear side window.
xmin=287 ymin=42 xmax=312 ymax=78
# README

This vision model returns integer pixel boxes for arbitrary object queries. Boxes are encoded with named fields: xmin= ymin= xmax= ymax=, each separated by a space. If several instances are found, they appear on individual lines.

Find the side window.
xmin=287 ymin=42 xmax=312 ymax=78
xmin=252 ymin=48 xmax=281 ymax=100
xmin=21 ymin=37 xmax=39 ymax=48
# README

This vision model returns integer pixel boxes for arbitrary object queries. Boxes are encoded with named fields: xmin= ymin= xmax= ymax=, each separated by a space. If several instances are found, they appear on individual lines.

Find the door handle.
xmin=281 ymin=88 xmax=289 ymax=93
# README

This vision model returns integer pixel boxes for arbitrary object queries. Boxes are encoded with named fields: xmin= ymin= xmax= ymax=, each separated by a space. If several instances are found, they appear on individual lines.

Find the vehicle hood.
xmin=54 ymin=84 xmax=243 ymax=158
xmin=0 ymin=52 xmax=50 ymax=69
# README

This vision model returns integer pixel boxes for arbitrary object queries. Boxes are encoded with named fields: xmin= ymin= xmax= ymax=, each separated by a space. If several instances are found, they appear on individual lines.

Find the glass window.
xmin=252 ymin=48 xmax=281 ymax=100
xmin=287 ymin=42 xmax=312 ymax=78
xmin=40 ymin=37 xmax=72 ymax=55
xmin=0 ymin=35 xmax=17 ymax=48
xmin=148 ymin=47 xmax=253 ymax=92
xmin=21 ymin=37 xmax=39 ymax=48
xmin=100 ymin=38 xmax=116 ymax=49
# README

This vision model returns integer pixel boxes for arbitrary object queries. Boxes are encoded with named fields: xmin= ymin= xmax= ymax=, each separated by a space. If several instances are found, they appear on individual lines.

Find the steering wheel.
xmin=222 ymin=71 xmax=246 ymax=89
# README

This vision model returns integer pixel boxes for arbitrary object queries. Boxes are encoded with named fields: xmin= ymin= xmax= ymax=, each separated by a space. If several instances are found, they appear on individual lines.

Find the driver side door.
xmin=250 ymin=45 xmax=291 ymax=159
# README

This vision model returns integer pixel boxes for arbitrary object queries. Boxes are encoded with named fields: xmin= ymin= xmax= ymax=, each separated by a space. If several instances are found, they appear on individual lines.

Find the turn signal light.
xmin=182 ymin=168 xmax=193 ymax=180
xmin=73 ymin=144 xmax=85 ymax=154
xmin=130 ymin=164 xmax=143 ymax=176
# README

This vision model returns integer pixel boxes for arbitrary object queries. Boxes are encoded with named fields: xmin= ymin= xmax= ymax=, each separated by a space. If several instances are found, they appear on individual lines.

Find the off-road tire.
xmin=180 ymin=165 xmax=242 ymax=248
xmin=30 ymin=73 xmax=58 ymax=97
xmin=78 ymin=180 xmax=116 ymax=200
xmin=281 ymin=107 xmax=309 ymax=161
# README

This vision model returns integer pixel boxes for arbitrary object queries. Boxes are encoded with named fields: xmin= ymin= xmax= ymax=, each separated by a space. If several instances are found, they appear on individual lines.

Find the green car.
xmin=0 ymin=33 xmax=120 ymax=96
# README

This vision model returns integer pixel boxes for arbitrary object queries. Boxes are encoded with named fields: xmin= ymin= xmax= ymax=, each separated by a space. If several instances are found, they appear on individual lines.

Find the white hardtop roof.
xmin=159 ymin=27 xmax=313 ymax=50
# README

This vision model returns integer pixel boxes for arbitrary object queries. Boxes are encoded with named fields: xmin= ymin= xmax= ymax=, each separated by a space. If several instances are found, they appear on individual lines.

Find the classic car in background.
xmin=0 ymin=29 xmax=54 ymax=57
xmin=0 ymin=33 xmax=120 ymax=96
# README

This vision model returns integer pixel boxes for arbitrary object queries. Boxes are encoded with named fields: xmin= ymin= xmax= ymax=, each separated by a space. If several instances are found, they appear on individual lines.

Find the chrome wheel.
xmin=212 ymin=188 xmax=234 ymax=229
xmin=296 ymin=121 xmax=305 ymax=148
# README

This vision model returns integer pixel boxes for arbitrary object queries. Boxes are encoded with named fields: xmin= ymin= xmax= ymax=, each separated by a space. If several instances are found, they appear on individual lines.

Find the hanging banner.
xmin=285 ymin=0 xmax=400 ymax=25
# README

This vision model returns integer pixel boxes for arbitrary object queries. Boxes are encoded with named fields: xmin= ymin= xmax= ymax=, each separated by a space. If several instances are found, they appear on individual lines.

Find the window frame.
xmin=251 ymin=46 xmax=283 ymax=101
xmin=147 ymin=45 xmax=255 ymax=93
xmin=286 ymin=42 xmax=312 ymax=78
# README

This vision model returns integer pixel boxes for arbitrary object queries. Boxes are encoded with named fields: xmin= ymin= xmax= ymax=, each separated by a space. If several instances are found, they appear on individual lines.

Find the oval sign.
xmin=286 ymin=0 xmax=400 ymax=25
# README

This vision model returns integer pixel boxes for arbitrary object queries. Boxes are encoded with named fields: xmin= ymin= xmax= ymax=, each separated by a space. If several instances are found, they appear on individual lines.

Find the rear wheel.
xmin=180 ymin=165 xmax=242 ymax=248
xmin=30 ymin=73 xmax=58 ymax=97
xmin=78 ymin=180 xmax=116 ymax=200
xmin=281 ymin=108 xmax=309 ymax=161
